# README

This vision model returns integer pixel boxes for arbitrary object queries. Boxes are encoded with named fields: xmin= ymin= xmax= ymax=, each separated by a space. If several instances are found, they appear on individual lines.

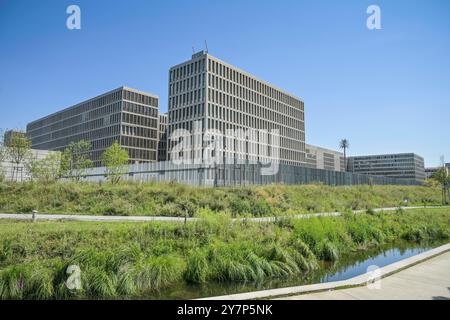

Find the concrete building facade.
xmin=0 ymin=148 xmax=59 ymax=182
xmin=305 ymin=144 xmax=344 ymax=172
xmin=158 ymin=113 xmax=168 ymax=161
xmin=26 ymin=87 xmax=159 ymax=167
xmin=3 ymin=130 xmax=27 ymax=147
xmin=348 ymin=153 xmax=426 ymax=180
xmin=167 ymin=51 xmax=305 ymax=167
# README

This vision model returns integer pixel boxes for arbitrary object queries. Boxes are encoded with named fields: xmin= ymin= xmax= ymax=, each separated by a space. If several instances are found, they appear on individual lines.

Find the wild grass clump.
xmin=185 ymin=241 xmax=319 ymax=284
xmin=135 ymin=255 xmax=185 ymax=292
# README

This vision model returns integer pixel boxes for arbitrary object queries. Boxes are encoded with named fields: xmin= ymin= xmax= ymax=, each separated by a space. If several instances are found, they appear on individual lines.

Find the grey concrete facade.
xmin=26 ymin=87 xmax=159 ymax=167
xmin=305 ymin=144 xmax=344 ymax=172
xmin=158 ymin=113 xmax=168 ymax=161
xmin=3 ymin=130 xmax=26 ymax=147
xmin=0 ymin=148 xmax=59 ymax=182
xmin=348 ymin=153 xmax=426 ymax=180
xmin=167 ymin=51 xmax=305 ymax=166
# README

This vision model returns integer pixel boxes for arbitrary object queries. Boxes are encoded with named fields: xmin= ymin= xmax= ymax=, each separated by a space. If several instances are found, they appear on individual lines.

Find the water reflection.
xmin=147 ymin=240 xmax=446 ymax=300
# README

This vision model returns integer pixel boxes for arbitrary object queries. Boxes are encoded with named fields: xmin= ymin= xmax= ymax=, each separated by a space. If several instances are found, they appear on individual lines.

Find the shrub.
xmin=185 ymin=249 xmax=210 ymax=283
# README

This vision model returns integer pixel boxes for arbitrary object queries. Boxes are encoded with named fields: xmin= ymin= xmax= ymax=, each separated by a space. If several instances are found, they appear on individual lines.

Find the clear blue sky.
xmin=1 ymin=0 xmax=449 ymax=166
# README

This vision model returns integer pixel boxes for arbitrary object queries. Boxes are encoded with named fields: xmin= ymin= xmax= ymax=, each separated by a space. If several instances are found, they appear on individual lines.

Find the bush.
xmin=98 ymin=198 xmax=133 ymax=216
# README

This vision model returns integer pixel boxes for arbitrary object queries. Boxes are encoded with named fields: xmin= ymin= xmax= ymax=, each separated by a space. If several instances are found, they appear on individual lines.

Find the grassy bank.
xmin=0 ymin=208 xmax=449 ymax=299
xmin=0 ymin=181 xmax=442 ymax=217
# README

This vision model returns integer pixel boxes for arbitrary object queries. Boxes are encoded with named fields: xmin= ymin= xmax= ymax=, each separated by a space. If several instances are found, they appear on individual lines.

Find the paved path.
xmin=200 ymin=243 xmax=450 ymax=300
xmin=283 ymin=250 xmax=450 ymax=300
xmin=0 ymin=206 xmax=445 ymax=223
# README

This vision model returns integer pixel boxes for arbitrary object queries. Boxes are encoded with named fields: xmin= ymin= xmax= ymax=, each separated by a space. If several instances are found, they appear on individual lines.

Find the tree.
xmin=61 ymin=140 xmax=93 ymax=182
xmin=5 ymin=131 xmax=31 ymax=182
xmin=0 ymin=129 xmax=5 ymax=181
xmin=339 ymin=139 xmax=350 ymax=172
xmin=432 ymin=167 xmax=450 ymax=205
xmin=25 ymin=152 xmax=62 ymax=184
xmin=101 ymin=142 xmax=129 ymax=184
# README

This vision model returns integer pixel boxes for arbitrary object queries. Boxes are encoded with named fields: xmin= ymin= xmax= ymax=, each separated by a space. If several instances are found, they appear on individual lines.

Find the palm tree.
xmin=339 ymin=139 xmax=350 ymax=172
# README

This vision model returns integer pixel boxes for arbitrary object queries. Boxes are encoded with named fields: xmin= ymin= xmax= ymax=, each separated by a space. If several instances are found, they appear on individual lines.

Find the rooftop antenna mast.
xmin=204 ymin=40 xmax=209 ymax=53
xmin=192 ymin=46 xmax=195 ymax=54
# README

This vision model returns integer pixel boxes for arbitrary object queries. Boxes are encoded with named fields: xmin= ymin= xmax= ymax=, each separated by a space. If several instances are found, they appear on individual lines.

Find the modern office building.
xmin=305 ymin=144 xmax=344 ymax=172
xmin=26 ymin=87 xmax=159 ymax=167
xmin=167 ymin=51 xmax=305 ymax=166
xmin=347 ymin=153 xmax=426 ymax=180
xmin=3 ymin=130 xmax=27 ymax=147
xmin=158 ymin=113 xmax=168 ymax=161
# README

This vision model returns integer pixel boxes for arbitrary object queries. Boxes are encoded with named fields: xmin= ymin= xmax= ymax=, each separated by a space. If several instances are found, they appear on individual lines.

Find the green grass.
xmin=0 ymin=181 xmax=442 ymax=217
xmin=0 ymin=207 xmax=449 ymax=299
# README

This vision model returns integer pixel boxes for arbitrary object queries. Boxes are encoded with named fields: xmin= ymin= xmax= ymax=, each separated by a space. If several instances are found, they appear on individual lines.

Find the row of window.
xmin=123 ymin=101 xmax=158 ymax=118
xmin=124 ymin=148 xmax=156 ymax=164
xmin=27 ymin=91 xmax=123 ymax=131
xmin=205 ymin=99 xmax=304 ymax=138
xmin=167 ymin=119 xmax=305 ymax=163
xmin=27 ymin=89 xmax=157 ymax=133
xmin=120 ymin=135 xmax=157 ymax=150
xmin=206 ymin=107 xmax=304 ymax=143
xmin=169 ymin=89 xmax=205 ymax=107
xmin=169 ymin=73 xmax=205 ymax=94
xmin=170 ymin=58 xmax=206 ymax=81
xmin=207 ymin=58 xmax=302 ymax=108
xmin=30 ymin=117 xmax=121 ymax=146
xmin=121 ymin=124 xmax=158 ymax=140
xmin=208 ymin=74 xmax=303 ymax=115
xmin=32 ymin=125 xmax=121 ymax=151
xmin=169 ymin=104 xmax=205 ymax=123
xmin=122 ymin=112 xmax=158 ymax=130
xmin=123 ymin=90 xmax=158 ymax=107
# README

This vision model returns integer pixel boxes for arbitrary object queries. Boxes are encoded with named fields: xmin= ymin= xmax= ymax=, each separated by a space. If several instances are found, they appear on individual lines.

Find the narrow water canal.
xmin=147 ymin=240 xmax=447 ymax=299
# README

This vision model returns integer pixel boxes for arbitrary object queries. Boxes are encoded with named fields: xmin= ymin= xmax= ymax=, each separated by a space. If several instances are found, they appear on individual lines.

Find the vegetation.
xmin=25 ymin=152 xmax=62 ymax=184
xmin=0 ymin=181 xmax=442 ymax=216
xmin=431 ymin=168 xmax=450 ymax=205
xmin=4 ymin=131 xmax=31 ymax=182
xmin=101 ymin=142 xmax=129 ymax=184
xmin=0 ymin=130 xmax=5 ymax=182
xmin=0 ymin=208 xmax=448 ymax=299
xmin=61 ymin=140 xmax=93 ymax=182
xmin=339 ymin=138 xmax=349 ymax=171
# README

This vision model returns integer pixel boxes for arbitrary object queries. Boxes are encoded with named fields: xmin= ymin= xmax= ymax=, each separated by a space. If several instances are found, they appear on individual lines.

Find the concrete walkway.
xmin=201 ymin=243 xmax=450 ymax=300
xmin=283 ymin=250 xmax=450 ymax=300
xmin=0 ymin=206 xmax=445 ymax=223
